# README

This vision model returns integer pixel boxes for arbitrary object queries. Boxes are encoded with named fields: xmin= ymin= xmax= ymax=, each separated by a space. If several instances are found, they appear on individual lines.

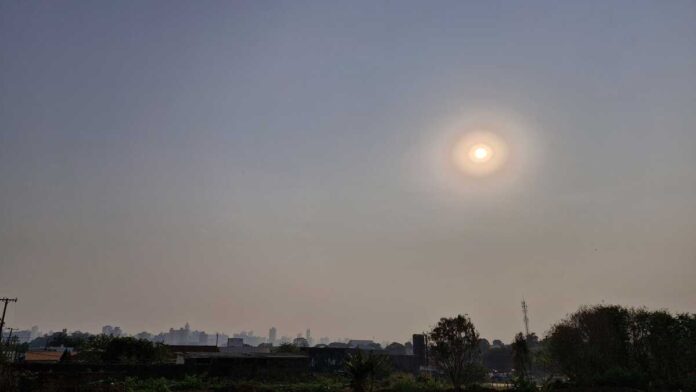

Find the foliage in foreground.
xmin=345 ymin=349 xmax=390 ymax=392
xmin=77 ymin=336 xmax=171 ymax=364
xmin=546 ymin=305 xmax=696 ymax=390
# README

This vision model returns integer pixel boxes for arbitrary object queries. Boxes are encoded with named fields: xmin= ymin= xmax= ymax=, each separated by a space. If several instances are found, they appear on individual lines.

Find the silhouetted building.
xmin=385 ymin=342 xmax=406 ymax=355
xmin=227 ymin=338 xmax=243 ymax=348
xmin=2 ymin=329 xmax=33 ymax=344
xmin=293 ymin=337 xmax=309 ymax=347
xmin=233 ymin=331 xmax=265 ymax=346
xmin=412 ymin=334 xmax=426 ymax=365
xmin=347 ymin=340 xmax=380 ymax=349
xmin=167 ymin=345 xmax=219 ymax=365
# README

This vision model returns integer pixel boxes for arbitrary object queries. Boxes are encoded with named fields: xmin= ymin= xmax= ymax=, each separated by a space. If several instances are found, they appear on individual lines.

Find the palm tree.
xmin=345 ymin=349 xmax=389 ymax=392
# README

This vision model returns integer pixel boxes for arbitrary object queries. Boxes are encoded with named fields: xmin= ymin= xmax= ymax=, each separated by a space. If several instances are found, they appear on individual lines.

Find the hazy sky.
xmin=1 ymin=0 xmax=695 ymax=342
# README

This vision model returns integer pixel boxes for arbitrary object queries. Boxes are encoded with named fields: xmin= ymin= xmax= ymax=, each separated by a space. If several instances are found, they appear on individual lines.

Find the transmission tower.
xmin=521 ymin=299 xmax=530 ymax=336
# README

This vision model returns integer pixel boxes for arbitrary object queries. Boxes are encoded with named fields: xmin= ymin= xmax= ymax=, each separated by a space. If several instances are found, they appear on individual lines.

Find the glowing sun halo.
xmin=470 ymin=144 xmax=492 ymax=163
xmin=452 ymin=132 xmax=508 ymax=177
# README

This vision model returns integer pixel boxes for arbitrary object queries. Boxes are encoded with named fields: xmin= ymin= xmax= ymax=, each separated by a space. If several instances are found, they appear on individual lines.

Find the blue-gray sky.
xmin=1 ymin=0 xmax=695 ymax=342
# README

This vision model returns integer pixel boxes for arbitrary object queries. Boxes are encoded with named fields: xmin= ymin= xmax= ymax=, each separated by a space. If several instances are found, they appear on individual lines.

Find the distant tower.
xmin=269 ymin=327 xmax=277 ymax=345
xmin=306 ymin=328 xmax=312 ymax=346
xmin=521 ymin=299 xmax=530 ymax=336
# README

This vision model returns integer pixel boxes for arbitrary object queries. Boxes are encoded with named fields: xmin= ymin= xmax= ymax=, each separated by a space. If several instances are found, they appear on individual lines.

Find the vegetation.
xmin=3 ymin=305 xmax=696 ymax=391
xmin=77 ymin=336 xmax=171 ymax=364
xmin=510 ymin=333 xmax=530 ymax=380
xmin=546 ymin=304 xmax=696 ymax=390
xmin=381 ymin=373 xmax=449 ymax=392
xmin=345 ymin=349 xmax=390 ymax=392
xmin=273 ymin=342 xmax=303 ymax=354
xmin=428 ymin=314 xmax=487 ymax=391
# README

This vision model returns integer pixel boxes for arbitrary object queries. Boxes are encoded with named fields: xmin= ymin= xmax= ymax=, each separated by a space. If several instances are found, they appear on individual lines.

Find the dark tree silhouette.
xmin=428 ymin=314 xmax=486 ymax=391
xmin=345 ymin=349 xmax=389 ymax=392
xmin=511 ymin=332 xmax=530 ymax=380
xmin=547 ymin=305 xmax=696 ymax=389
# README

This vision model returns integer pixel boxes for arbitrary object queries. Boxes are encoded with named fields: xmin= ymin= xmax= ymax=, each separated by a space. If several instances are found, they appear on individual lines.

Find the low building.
xmin=347 ymin=340 xmax=380 ymax=350
xmin=182 ymin=352 xmax=309 ymax=378
xmin=293 ymin=337 xmax=309 ymax=347
xmin=23 ymin=350 xmax=77 ymax=363
xmin=166 ymin=345 xmax=219 ymax=364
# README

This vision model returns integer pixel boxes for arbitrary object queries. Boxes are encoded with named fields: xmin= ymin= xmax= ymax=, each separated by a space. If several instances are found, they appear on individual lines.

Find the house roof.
xmin=166 ymin=345 xmax=219 ymax=353
xmin=24 ymin=351 xmax=65 ymax=362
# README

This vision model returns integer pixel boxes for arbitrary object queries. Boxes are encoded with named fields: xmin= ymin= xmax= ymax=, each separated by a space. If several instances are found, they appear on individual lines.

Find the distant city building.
xmin=347 ymin=340 xmax=380 ymax=350
xmin=305 ymin=329 xmax=312 ymax=346
xmin=1 ymin=329 xmax=33 ymax=344
xmin=319 ymin=337 xmax=330 ymax=345
xmin=268 ymin=327 xmax=277 ymax=345
xmin=232 ymin=331 xmax=265 ymax=346
xmin=161 ymin=323 xmax=214 ymax=346
xmin=293 ymin=337 xmax=309 ymax=347
xmin=227 ymin=338 xmax=244 ymax=348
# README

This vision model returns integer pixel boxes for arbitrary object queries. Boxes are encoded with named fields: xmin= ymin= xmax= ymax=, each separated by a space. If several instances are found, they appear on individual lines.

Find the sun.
xmin=470 ymin=144 xmax=492 ymax=163
xmin=451 ymin=132 xmax=508 ymax=177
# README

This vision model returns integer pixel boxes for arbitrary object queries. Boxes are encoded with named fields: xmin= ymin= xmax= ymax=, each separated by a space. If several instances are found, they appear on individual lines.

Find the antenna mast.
xmin=521 ymin=299 xmax=530 ymax=336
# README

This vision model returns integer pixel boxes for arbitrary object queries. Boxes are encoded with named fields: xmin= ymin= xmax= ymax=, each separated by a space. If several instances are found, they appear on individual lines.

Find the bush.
xmin=384 ymin=373 xmax=448 ymax=392
xmin=511 ymin=377 xmax=536 ymax=392
xmin=345 ymin=350 xmax=390 ymax=392
xmin=123 ymin=377 xmax=171 ymax=392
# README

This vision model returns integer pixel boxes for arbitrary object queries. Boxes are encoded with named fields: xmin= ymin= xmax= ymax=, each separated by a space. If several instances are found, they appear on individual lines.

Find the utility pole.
xmin=521 ymin=299 xmax=530 ymax=337
xmin=0 ymin=297 xmax=18 ymax=336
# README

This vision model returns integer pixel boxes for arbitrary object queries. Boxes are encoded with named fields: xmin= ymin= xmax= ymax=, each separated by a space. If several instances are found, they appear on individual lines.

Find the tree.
xmin=428 ymin=314 xmax=485 ymax=391
xmin=546 ymin=304 xmax=696 ymax=389
xmin=547 ymin=305 xmax=632 ymax=385
xmin=77 ymin=336 xmax=170 ymax=364
xmin=478 ymin=338 xmax=491 ymax=353
xmin=511 ymin=333 xmax=530 ymax=380
xmin=385 ymin=342 xmax=406 ymax=355
xmin=272 ymin=343 xmax=300 ymax=353
xmin=345 ymin=349 xmax=389 ymax=392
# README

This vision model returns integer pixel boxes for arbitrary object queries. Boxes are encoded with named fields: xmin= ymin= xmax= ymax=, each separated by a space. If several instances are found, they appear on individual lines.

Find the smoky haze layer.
xmin=1 ymin=0 xmax=695 ymax=342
